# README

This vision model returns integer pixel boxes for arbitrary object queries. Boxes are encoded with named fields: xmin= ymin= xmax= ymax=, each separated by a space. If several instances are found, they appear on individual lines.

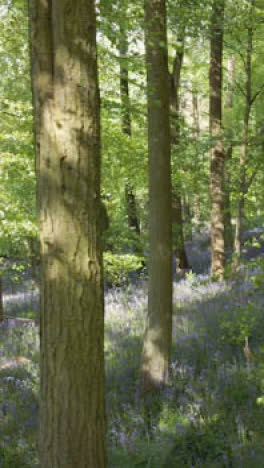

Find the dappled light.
xmin=1 ymin=0 xmax=264 ymax=466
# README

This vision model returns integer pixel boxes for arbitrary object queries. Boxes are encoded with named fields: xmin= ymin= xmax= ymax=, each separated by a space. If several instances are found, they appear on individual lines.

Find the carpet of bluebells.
xmin=1 ymin=232 xmax=264 ymax=467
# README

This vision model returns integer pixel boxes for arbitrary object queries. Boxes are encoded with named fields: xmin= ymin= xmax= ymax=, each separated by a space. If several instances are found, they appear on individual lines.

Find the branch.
xmin=245 ymin=166 xmax=259 ymax=193
xmin=250 ymin=83 xmax=264 ymax=106
xmin=234 ymin=79 xmax=246 ymax=97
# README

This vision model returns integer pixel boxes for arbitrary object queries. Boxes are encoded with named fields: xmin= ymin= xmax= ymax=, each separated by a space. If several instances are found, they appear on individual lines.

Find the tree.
xmin=209 ymin=0 xmax=226 ymax=279
xmin=29 ymin=0 xmax=106 ymax=466
xmin=223 ymin=55 xmax=236 ymax=252
xmin=0 ymin=0 xmax=36 ymax=261
xmin=119 ymin=16 xmax=143 ymax=255
xmin=232 ymin=0 xmax=255 ymax=272
xmin=170 ymin=27 xmax=190 ymax=271
xmin=140 ymin=0 xmax=172 ymax=393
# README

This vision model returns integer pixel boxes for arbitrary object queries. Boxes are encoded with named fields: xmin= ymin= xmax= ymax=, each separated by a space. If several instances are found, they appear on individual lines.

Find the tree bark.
xmin=140 ymin=0 xmax=172 ymax=393
xmin=29 ymin=1 xmax=106 ymax=467
xmin=232 ymin=1 xmax=254 ymax=272
xmin=209 ymin=0 xmax=226 ymax=279
xmin=170 ymin=28 xmax=189 ymax=271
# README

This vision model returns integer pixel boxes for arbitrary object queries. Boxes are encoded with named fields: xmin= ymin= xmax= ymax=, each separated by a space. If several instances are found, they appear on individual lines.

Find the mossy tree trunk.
xmin=140 ymin=0 xmax=172 ymax=394
xmin=29 ymin=1 xmax=106 ymax=466
xmin=209 ymin=0 xmax=226 ymax=279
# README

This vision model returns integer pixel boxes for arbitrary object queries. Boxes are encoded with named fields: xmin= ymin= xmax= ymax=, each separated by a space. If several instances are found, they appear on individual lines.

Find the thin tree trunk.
xmin=170 ymin=28 xmax=189 ymax=270
xmin=223 ymin=148 xmax=233 ymax=251
xmin=232 ymin=2 xmax=254 ymax=272
xmin=191 ymin=85 xmax=201 ymax=231
xmin=192 ymin=85 xmax=200 ymax=136
xmin=223 ymin=56 xmax=235 ymax=252
xmin=183 ymin=195 xmax=193 ymax=240
xmin=125 ymin=183 xmax=141 ymax=235
xmin=0 ymin=277 xmax=4 ymax=322
xmin=119 ymin=26 xmax=132 ymax=137
xmin=172 ymin=192 xmax=189 ymax=270
xmin=209 ymin=0 xmax=226 ymax=279
xmin=119 ymin=25 xmax=142 ymax=255
xmin=29 ymin=1 xmax=106 ymax=466
xmin=140 ymin=0 xmax=172 ymax=394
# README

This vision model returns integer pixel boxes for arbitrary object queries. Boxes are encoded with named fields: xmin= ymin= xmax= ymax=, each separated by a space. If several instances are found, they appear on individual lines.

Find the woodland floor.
xmin=1 ymin=231 xmax=264 ymax=467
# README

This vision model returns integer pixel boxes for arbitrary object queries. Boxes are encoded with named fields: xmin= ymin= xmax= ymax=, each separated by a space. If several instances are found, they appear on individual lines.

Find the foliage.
xmin=104 ymin=252 xmax=145 ymax=285
xmin=1 ymin=0 xmax=264 ymax=466
xmin=0 ymin=0 xmax=36 ymax=258
xmin=1 ymin=241 xmax=264 ymax=466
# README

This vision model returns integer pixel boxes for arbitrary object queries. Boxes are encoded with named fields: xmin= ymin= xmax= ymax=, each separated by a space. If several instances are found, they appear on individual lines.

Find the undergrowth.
xmin=1 ymin=242 xmax=264 ymax=466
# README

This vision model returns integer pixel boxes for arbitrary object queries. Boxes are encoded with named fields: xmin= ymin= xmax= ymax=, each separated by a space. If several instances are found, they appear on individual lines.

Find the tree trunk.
xmin=170 ymin=27 xmax=189 ymax=270
xmin=232 ymin=2 xmax=254 ymax=272
xmin=172 ymin=192 xmax=189 ymax=270
xmin=223 ymin=148 xmax=233 ymax=252
xmin=209 ymin=0 xmax=225 ymax=279
xmin=183 ymin=196 xmax=193 ymax=240
xmin=119 ymin=26 xmax=131 ymax=137
xmin=192 ymin=85 xmax=200 ymax=136
xmin=140 ymin=0 xmax=172 ymax=394
xmin=119 ymin=25 xmax=142 ymax=256
xmin=0 ymin=277 xmax=4 ymax=322
xmin=29 ymin=1 xmax=106 ymax=467
xmin=191 ymin=85 xmax=201 ymax=232
xmin=125 ymin=183 xmax=140 ymax=236
xmin=223 ymin=56 xmax=235 ymax=252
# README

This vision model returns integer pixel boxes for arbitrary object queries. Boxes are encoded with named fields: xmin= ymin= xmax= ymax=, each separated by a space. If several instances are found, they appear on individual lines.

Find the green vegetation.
xmin=0 ymin=0 xmax=264 ymax=466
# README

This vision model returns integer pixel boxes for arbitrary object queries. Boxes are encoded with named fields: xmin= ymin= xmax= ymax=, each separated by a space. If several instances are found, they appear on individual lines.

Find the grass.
xmin=1 ymin=234 xmax=264 ymax=466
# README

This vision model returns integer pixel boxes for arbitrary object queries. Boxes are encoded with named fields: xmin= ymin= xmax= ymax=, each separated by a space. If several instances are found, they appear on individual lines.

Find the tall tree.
xmin=232 ymin=0 xmax=255 ymax=272
xmin=119 ymin=20 xmax=142 ymax=254
xmin=29 ymin=1 xmax=106 ymax=466
xmin=170 ymin=28 xmax=190 ymax=271
xmin=140 ymin=0 xmax=172 ymax=393
xmin=223 ymin=55 xmax=236 ymax=252
xmin=209 ymin=0 xmax=226 ymax=279
xmin=119 ymin=23 xmax=132 ymax=137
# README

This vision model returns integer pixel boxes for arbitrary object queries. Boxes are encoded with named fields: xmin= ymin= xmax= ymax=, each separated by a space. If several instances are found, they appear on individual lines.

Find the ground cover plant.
xmin=2 ymin=0 xmax=264 ymax=464
xmin=1 ymin=236 xmax=264 ymax=467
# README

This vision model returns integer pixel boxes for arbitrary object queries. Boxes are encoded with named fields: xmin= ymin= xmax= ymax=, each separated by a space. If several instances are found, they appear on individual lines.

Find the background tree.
xmin=140 ymin=0 xmax=172 ymax=394
xmin=209 ymin=0 xmax=226 ymax=279
xmin=232 ymin=0 xmax=256 ymax=271
xmin=223 ymin=55 xmax=236 ymax=253
xmin=169 ymin=27 xmax=190 ymax=271
xmin=29 ymin=0 xmax=106 ymax=466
